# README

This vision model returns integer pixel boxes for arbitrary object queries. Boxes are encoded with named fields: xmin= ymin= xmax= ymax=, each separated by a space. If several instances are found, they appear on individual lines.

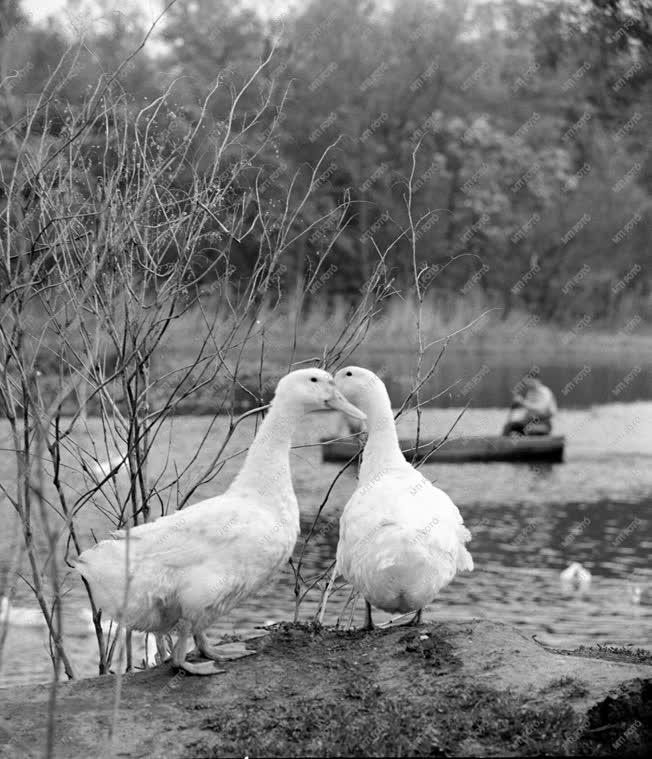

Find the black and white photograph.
xmin=0 ymin=0 xmax=650 ymax=756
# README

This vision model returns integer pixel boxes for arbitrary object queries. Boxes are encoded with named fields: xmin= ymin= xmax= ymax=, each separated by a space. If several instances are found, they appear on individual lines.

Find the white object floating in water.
xmin=560 ymin=562 xmax=592 ymax=592
xmin=0 ymin=597 xmax=115 ymax=633
xmin=79 ymin=607 xmax=95 ymax=632
xmin=78 ymin=607 xmax=114 ymax=634
xmin=0 ymin=596 xmax=46 ymax=628
xmin=630 ymin=585 xmax=651 ymax=606
xmin=90 ymin=454 xmax=126 ymax=478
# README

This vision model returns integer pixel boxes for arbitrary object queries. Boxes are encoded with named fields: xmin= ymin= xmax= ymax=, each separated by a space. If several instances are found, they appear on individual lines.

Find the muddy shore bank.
xmin=0 ymin=619 xmax=650 ymax=757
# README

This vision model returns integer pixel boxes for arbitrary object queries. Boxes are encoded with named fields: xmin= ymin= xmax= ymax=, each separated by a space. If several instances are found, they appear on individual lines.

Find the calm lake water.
xmin=1 ymin=354 xmax=651 ymax=687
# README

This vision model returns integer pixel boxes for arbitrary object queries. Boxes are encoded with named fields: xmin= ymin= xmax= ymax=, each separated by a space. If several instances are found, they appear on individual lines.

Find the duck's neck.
xmin=359 ymin=399 xmax=405 ymax=482
xmin=232 ymin=400 xmax=301 ymax=498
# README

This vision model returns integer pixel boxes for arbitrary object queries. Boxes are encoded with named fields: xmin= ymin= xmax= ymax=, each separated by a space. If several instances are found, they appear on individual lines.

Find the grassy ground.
xmin=0 ymin=619 xmax=650 ymax=758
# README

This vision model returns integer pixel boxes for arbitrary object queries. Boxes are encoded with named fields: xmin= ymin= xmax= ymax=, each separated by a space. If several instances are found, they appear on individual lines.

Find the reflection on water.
xmin=1 ymin=400 xmax=651 ymax=687
xmin=355 ymin=348 xmax=652 ymax=409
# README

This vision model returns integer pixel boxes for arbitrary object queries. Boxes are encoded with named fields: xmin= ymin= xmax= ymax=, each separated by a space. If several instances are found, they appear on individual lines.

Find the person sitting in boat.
xmin=502 ymin=377 xmax=557 ymax=436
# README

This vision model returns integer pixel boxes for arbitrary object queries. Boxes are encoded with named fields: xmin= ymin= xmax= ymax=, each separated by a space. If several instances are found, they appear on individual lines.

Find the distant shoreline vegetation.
xmin=6 ymin=296 xmax=649 ymax=419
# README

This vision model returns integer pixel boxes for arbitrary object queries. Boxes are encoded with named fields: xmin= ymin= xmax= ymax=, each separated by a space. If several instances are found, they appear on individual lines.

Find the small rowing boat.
xmin=321 ymin=434 xmax=565 ymax=464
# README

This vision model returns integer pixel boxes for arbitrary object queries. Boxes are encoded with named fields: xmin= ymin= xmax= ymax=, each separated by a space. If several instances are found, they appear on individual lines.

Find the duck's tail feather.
xmin=456 ymin=524 xmax=474 ymax=572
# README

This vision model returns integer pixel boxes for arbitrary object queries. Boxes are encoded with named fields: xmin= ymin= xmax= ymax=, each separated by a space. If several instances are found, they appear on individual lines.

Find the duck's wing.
xmin=99 ymin=494 xmax=278 ymax=570
xmin=76 ymin=493 xmax=286 ymax=625
xmin=411 ymin=478 xmax=474 ymax=573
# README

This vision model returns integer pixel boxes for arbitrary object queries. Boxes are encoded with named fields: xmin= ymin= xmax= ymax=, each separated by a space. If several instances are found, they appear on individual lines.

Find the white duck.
xmin=75 ymin=369 xmax=365 ymax=675
xmin=332 ymin=367 xmax=473 ymax=629
xmin=560 ymin=562 xmax=591 ymax=593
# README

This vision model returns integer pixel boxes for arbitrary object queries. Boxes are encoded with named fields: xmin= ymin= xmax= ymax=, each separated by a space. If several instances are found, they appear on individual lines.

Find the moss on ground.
xmin=188 ymin=685 xmax=579 ymax=757
xmin=183 ymin=624 xmax=651 ymax=758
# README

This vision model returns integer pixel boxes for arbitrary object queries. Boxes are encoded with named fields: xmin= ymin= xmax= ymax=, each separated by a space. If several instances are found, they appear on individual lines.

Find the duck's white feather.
xmin=76 ymin=490 xmax=298 ymax=632
xmin=335 ymin=368 xmax=473 ymax=616
xmin=337 ymin=466 xmax=473 ymax=613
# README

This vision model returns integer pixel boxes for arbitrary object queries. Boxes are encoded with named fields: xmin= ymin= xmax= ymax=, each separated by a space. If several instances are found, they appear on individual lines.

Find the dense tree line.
xmin=0 ymin=0 xmax=650 ymax=323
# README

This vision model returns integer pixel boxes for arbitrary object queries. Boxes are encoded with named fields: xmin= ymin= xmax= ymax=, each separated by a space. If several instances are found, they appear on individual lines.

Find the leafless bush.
xmin=0 ymin=19 xmax=393 ymax=691
xmin=0 ymin=11 xmax=478 ymax=721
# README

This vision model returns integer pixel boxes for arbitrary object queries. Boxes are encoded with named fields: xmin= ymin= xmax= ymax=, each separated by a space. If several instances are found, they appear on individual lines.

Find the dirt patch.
xmin=0 ymin=620 xmax=650 ymax=758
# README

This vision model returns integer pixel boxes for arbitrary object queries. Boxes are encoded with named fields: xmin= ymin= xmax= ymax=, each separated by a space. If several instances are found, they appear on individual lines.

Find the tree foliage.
xmin=1 ymin=0 xmax=650 ymax=323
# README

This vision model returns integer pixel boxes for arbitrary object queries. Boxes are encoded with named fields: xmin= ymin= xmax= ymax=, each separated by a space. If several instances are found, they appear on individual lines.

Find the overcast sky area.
xmin=23 ymin=0 xmax=65 ymax=19
xmin=25 ymin=0 xmax=135 ymax=21
xmin=23 ymin=0 xmax=291 ymax=23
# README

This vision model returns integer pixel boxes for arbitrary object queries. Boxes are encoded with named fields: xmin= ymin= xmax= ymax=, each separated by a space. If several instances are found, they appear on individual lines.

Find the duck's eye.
xmin=310 ymin=377 xmax=318 ymax=382
xmin=346 ymin=371 xmax=353 ymax=377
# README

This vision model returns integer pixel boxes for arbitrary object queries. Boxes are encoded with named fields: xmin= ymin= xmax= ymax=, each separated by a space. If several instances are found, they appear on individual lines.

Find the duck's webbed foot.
xmin=171 ymin=624 xmax=226 ymax=676
xmin=193 ymin=632 xmax=256 ymax=661
xmin=363 ymin=600 xmax=374 ymax=631
xmin=179 ymin=659 xmax=226 ymax=676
